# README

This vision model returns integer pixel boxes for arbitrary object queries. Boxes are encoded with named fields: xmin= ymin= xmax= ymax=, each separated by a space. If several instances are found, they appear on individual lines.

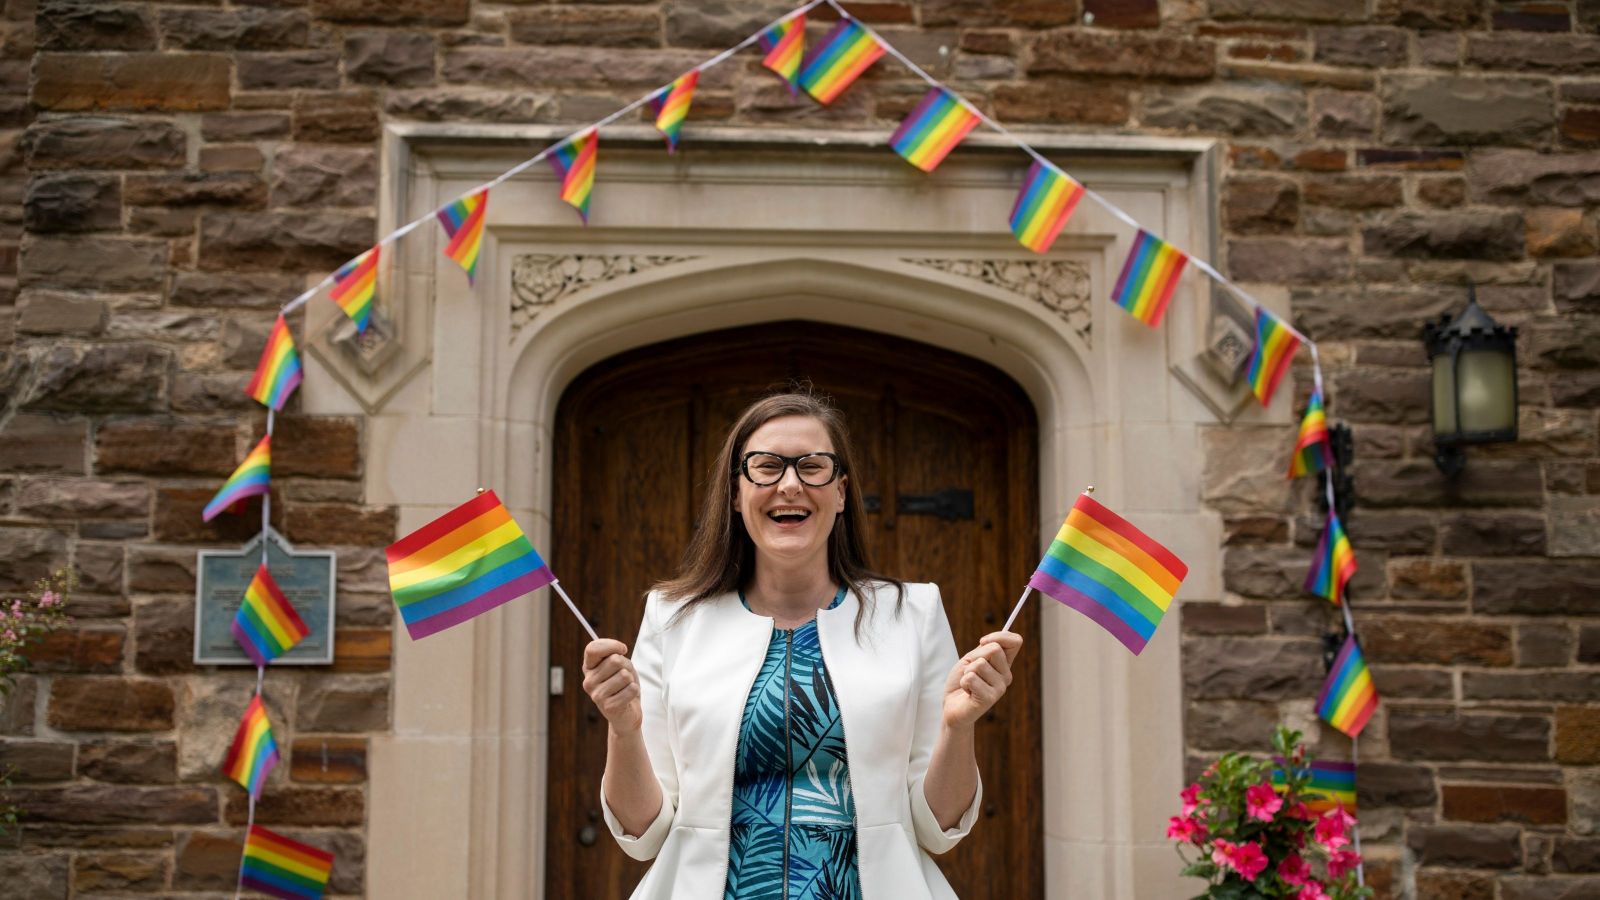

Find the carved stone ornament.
xmin=510 ymin=254 xmax=697 ymax=334
xmin=325 ymin=306 xmax=400 ymax=376
xmin=901 ymin=257 xmax=1093 ymax=346
xmin=1169 ymin=282 xmax=1258 ymax=424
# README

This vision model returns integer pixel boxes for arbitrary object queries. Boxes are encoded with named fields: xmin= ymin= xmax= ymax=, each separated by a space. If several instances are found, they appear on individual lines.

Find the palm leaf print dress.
xmin=724 ymin=587 xmax=861 ymax=900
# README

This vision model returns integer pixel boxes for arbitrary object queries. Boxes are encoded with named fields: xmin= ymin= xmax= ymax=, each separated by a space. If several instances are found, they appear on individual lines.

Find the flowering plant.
xmin=1 ymin=568 xmax=73 ymax=836
xmin=0 ymin=569 xmax=73 ymax=695
xmin=1168 ymin=725 xmax=1371 ymax=900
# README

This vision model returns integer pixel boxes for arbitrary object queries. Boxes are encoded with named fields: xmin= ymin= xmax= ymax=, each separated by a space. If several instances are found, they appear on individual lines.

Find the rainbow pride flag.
xmin=202 ymin=435 xmax=270 ymax=522
xmin=222 ymin=694 xmax=278 ymax=798
xmin=330 ymin=246 xmax=378 ymax=334
xmin=1028 ymin=493 xmax=1188 ymax=655
xmin=240 ymin=825 xmax=335 ymax=900
xmin=245 ymin=314 xmax=302 ymax=412
xmin=1009 ymin=160 xmax=1085 ymax=254
xmin=757 ymin=13 xmax=805 ymax=94
xmin=1273 ymin=758 xmax=1358 ymax=814
xmin=1318 ymin=635 xmax=1378 ymax=738
xmin=1288 ymin=388 xmax=1332 ymax=479
xmin=650 ymin=71 xmax=699 ymax=153
xmin=386 ymin=490 xmax=557 ymax=640
xmin=798 ymin=18 xmax=884 ymax=105
xmin=548 ymin=129 xmax=597 ymax=224
xmin=889 ymin=87 xmax=981 ymax=173
xmin=1111 ymin=229 xmax=1188 ymax=328
xmin=1305 ymin=511 xmax=1357 ymax=606
xmin=1247 ymin=305 xmax=1301 ymax=406
xmin=232 ymin=564 xmax=310 ymax=668
xmin=437 ymin=189 xmax=488 ymax=286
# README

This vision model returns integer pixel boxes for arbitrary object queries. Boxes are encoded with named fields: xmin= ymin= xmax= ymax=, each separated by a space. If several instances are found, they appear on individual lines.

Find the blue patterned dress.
xmin=724 ymin=588 xmax=861 ymax=900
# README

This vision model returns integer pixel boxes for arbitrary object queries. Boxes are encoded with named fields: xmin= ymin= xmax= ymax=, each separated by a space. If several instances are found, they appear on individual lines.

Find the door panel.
xmin=547 ymin=322 xmax=1041 ymax=899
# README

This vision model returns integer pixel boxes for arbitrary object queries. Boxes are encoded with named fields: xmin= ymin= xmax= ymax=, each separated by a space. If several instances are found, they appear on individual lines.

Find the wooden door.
xmin=546 ymin=322 xmax=1041 ymax=899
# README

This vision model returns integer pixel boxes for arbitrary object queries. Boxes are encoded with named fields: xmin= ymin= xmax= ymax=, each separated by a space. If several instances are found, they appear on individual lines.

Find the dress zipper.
xmin=719 ymin=626 xmax=771 ymax=900
xmin=815 ymin=615 xmax=865 ymax=900
xmin=782 ymin=629 xmax=794 ymax=900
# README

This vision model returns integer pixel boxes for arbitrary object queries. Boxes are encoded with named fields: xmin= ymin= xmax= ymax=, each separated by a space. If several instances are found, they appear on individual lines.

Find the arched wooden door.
xmin=546 ymin=322 xmax=1042 ymax=899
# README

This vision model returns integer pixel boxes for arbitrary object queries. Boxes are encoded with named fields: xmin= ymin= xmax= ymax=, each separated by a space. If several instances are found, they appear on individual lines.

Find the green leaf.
xmin=1180 ymin=862 xmax=1219 ymax=879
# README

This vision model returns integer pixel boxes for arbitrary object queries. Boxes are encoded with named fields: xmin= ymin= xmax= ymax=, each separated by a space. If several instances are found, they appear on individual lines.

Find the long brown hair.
xmin=655 ymin=389 xmax=903 ymax=633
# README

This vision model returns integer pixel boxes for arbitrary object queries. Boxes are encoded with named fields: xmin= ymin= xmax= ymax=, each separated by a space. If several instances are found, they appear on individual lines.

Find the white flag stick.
xmin=1005 ymin=485 xmax=1096 ymax=633
xmin=1001 ymin=584 xmax=1032 ymax=634
xmin=551 ymin=579 xmax=600 ymax=642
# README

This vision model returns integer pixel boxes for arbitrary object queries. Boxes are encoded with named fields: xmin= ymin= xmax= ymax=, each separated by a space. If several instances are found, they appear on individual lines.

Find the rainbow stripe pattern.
xmin=221 ymin=694 xmax=278 ymax=798
xmin=202 ymin=435 xmax=270 ymax=522
xmin=245 ymin=314 xmax=302 ymax=412
xmin=1009 ymin=160 xmax=1085 ymax=254
xmin=386 ymin=490 xmax=557 ymax=640
xmin=547 ymin=129 xmax=597 ymax=224
xmin=650 ymin=71 xmax=699 ymax=153
xmin=437 ymin=189 xmax=488 ymax=286
xmin=1274 ymin=758 xmax=1358 ymax=814
xmin=330 ymin=246 xmax=378 ymax=334
xmin=240 ymin=825 xmax=335 ymax=900
xmin=1288 ymin=388 xmax=1332 ymax=478
xmin=1318 ymin=635 xmax=1378 ymax=738
xmin=798 ymin=18 xmax=884 ymax=105
xmin=757 ymin=14 xmax=805 ymax=94
xmin=1247 ymin=306 xmax=1301 ymax=406
xmin=1305 ymin=511 xmax=1357 ymax=606
xmin=232 ymin=564 xmax=310 ymax=668
xmin=1111 ymin=229 xmax=1189 ymax=328
xmin=889 ymin=87 xmax=981 ymax=173
xmin=1028 ymin=493 xmax=1189 ymax=655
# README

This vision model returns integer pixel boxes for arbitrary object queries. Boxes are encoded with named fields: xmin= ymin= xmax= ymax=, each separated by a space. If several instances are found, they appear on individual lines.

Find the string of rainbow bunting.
xmin=231 ymin=0 xmax=1368 ymax=854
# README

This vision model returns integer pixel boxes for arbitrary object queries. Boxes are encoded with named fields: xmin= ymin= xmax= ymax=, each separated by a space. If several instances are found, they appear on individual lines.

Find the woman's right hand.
xmin=582 ymin=638 xmax=642 ymax=735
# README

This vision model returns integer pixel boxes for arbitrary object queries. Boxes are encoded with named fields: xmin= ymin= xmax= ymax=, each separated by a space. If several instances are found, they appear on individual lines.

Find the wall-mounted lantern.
xmin=1422 ymin=284 xmax=1519 ymax=476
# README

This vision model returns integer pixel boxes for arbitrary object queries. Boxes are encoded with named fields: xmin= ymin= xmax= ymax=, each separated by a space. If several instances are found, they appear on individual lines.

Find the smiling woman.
xmin=579 ymin=390 xmax=1024 ymax=900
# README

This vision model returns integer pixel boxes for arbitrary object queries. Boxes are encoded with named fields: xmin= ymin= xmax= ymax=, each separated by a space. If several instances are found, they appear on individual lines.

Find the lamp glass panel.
xmin=1431 ymin=354 xmax=1457 ymax=436
xmin=1457 ymin=349 xmax=1516 ymax=434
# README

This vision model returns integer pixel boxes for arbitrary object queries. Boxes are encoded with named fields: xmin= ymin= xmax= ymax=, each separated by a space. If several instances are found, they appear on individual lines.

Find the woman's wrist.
xmin=939 ymin=717 xmax=977 ymax=741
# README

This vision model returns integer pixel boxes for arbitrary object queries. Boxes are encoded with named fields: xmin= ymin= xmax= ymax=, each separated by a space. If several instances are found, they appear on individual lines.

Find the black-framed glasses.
xmin=736 ymin=451 xmax=845 ymax=487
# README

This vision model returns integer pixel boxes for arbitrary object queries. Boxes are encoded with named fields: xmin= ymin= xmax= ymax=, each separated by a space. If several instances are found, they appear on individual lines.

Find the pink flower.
xmin=1211 ymin=838 xmax=1235 ymax=868
xmin=39 ymin=590 xmax=58 ymax=608
xmin=1180 ymin=782 xmax=1203 ymax=816
xmin=1296 ymin=882 xmax=1330 ymax=900
xmin=1278 ymin=853 xmax=1312 ymax=887
xmin=1165 ymin=814 xmax=1207 ymax=843
xmin=2 ymin=629 xmax=14 ymax=642
xmin=1327 ymin=848 xmax=1361 ymax=880
xmin=1229 ymin=841 xmax=1268 ymax=881
xmin=1245 ymin=781 xmax=1283 ymax=822
xmin=1284 ymin=800 xmax=1316 ymax=821
xmin=1314 ymin=810 xmax=1350 ymax=849
xmin=1211 ymin=840 xmax=1268 ymax=882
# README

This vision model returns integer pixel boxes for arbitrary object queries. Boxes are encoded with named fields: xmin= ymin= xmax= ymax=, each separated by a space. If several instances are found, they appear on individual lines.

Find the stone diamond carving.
xmin=902 ymin=257 xmax=1093 ymax=346
xmin=510 ymin=254 xmax=697 ymax=334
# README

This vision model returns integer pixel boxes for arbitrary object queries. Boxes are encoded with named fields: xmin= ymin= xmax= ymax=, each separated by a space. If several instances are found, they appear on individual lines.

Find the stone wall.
xmin=0 ymin=0 xmax=1597 ymax=897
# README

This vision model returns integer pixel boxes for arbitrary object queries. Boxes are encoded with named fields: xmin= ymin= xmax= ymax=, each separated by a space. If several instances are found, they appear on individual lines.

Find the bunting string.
xmin=235 ymin=0 xmax=1368 ymax=880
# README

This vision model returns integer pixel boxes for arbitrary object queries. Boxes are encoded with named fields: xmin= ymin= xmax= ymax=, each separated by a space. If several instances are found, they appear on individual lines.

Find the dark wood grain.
xmin=547 ymin=322 xmax=1041 ymax=898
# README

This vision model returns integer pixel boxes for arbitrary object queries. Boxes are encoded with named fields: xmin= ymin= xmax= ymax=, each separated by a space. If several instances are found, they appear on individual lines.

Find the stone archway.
xmin=328 ymin=128 xmax=1222 ymax=899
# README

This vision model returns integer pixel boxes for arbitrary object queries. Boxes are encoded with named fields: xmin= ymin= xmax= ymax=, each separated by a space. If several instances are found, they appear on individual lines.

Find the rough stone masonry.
xmin=1 ymin=0 xmax=1599 ymax=897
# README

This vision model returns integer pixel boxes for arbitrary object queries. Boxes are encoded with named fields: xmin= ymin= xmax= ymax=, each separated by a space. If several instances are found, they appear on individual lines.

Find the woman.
xmin=581 ymin=391 xmax=1023 ymax=900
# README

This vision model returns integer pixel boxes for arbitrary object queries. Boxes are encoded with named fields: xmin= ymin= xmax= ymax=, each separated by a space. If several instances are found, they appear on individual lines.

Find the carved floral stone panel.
xmin=902 ymin=257 xmax=1093 ymax=346
xmin=509 ymin=254 xmax=696 ymax=334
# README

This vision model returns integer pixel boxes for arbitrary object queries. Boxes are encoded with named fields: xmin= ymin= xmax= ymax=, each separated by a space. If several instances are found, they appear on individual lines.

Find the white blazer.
xmin=601 ymin=581 xmax=982 ymax=899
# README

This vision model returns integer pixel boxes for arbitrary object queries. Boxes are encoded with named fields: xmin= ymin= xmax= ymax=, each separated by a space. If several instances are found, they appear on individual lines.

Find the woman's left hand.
xmin=942 ymin=631 xmax=1023 ymax=731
